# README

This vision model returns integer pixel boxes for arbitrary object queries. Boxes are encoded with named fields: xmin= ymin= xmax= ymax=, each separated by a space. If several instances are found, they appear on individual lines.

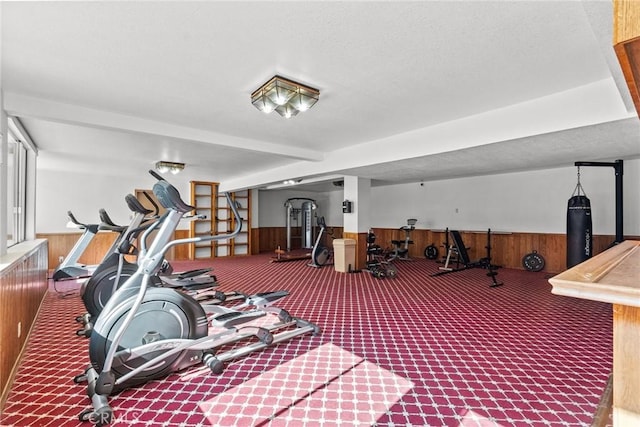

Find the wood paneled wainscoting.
xmin=372 ymin=228 xmax=628 ymax=273
xmin=0 ymin=239 xmax=49 ymax=412
xmin=37 ymin=230 xmax=192 ymax=271
xmin=42 ymin=227 xmax=632 ymax=274
xmin=257 ymin=226 xmax=631 ymax=273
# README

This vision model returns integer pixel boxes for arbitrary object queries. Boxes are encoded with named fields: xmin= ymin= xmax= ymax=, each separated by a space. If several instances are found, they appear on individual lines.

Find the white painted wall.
xmin=37 ymin=159 xmax=640 ymax=238
xmin=377 ymin=161 xmax=639 ymax=235
xmin=36 ymin=168 xmax=204 ymax=233
xmin=258 ymin=160 xmax=640 ymax=236
xmin=257 ymin=189 xmax=343 ymax=228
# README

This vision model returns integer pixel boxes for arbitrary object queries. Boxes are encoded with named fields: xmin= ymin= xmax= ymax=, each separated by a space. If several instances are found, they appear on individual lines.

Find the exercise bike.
xmin=75 ymin=171 xmax=319 ymax=426
xmin=387 ymin=218 xmax=416 ymax=261
xmin=308 ymin=216 xmax=332 ymax=268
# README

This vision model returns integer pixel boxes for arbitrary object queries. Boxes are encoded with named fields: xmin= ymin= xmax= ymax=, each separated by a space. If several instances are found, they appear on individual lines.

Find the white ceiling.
xmin=2 ymin=1 xmax=639 ymax=192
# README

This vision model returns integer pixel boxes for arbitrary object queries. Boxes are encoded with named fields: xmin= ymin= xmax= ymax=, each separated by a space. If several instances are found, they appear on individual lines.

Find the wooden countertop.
xmin=549 ymin=240 xmax=640 ymax=307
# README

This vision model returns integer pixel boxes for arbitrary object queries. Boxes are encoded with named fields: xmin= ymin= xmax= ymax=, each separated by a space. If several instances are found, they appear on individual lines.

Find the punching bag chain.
xmin=572 ymin=166 xmax=587 ymax=197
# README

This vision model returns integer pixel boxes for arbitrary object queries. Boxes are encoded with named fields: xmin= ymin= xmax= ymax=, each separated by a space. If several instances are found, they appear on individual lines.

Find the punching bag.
xmin=566 ymin=176 xmax=592 ymax=268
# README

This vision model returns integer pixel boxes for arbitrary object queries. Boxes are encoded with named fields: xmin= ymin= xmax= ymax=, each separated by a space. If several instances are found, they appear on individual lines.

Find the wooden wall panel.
xmin=38 ymin=230 xmax=192 ymax=269
xmin=342 ymin=232 xmax=367 ymax=270
xmin=255 ymin=226 xmax=633 ymax=273
xmin=251 ymin=229 xmax=260 ymax=255
xmin=173 ymin=230 xmax=190 ymax=260
xmin=40 ymin=228 xmax=635 ymax=273
xmin=38 ymin=232 xmax=118 ymax=271
xmin=258 ymin=227 xmax=288 ymax=254
xmin=0 ymin=240 xmax=48 ymax=412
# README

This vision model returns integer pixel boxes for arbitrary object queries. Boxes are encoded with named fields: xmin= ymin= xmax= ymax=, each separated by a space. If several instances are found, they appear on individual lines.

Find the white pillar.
xmin=343 ymin=176 xmax=371 ymax=233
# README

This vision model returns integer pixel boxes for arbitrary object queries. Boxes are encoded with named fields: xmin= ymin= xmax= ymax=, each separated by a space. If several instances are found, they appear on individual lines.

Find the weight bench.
xmin=431 ymin=229 xmax=503 ymax=287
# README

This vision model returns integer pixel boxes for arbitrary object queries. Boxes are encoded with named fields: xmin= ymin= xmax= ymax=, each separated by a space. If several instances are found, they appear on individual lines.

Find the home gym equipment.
xmin=52 ymin=212 xmax=110 ymax=281
xmin=308 ymin=216 xmax=332 ymax=268
xmin=388 ymin=218 xmax=417 ymax=261
xmin=566 ymin=166 xmax=592 ymax=268
xmin=365 ymin=229 xmax=397 ymax=279
xmin=76 ymin=193 xmax=221 ymax=337
xmin=522 ymin=250 xmax=545 ymax=272
xmin=568 ymin=160 xmax=624 ymax=268
xmin=425 ymin=228 xmax=452 ymax=264
xmin=270 ymin=245 xmax=312 ymax=263
xmin=424 ymin=244 xmax=438 ymax=260
xmin=432 ymin=229 xmax=503 ymax=287
xmin=284 ymin=198 xmax=317 ymax=252
xmin=75 ymin=171 xmax=318 ymax=426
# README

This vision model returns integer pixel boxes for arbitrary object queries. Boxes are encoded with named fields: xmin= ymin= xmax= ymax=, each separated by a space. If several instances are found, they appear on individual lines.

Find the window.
xmin=5 ymin=118 xmax=30 ymax=247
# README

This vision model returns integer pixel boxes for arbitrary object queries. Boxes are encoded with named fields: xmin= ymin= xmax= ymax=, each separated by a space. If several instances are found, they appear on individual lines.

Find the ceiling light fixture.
xmin=283 ymin=179 xmax=302 ymax=185
xmin=251 ymin=75 xmax=320 ymax=118
xmin=155 ymin=161 xmax=185 ymax=175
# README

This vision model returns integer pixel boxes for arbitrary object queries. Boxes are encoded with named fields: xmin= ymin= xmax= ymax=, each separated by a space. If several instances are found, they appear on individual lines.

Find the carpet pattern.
xmin=1 ymin=255 xmax=612 ymax=426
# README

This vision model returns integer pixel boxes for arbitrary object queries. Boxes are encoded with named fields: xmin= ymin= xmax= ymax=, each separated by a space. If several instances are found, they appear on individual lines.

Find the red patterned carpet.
xmin=1 ymin=255 xmax=612 ymax=426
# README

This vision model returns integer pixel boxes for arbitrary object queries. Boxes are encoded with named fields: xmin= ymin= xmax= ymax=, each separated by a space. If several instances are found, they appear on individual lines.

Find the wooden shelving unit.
xmin=232 ymin=189 xmax=251 ymax=256
xmin=189 ymin=181 xmax=218 ymax=260
xmin=189 ymin=181 xmax=250 ymax=259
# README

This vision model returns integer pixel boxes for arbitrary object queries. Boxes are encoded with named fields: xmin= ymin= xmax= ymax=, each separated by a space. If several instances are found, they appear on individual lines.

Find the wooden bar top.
xmin=549 ymin=240 xmax=640 ymax=307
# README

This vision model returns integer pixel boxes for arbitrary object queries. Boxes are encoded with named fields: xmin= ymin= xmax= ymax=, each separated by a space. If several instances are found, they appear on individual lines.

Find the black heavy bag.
xmin=566 ymin=182 xmax=592 ymax=268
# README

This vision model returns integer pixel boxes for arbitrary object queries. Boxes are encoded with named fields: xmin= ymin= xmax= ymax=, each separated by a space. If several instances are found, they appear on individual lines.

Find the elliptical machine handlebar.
xmin=125 ymin=193 xmax=155 ymax=216
xmin=66 ymin=210 xmax=96 ymax=231
xmin=142 ymin=170 xmax=243 ymax=268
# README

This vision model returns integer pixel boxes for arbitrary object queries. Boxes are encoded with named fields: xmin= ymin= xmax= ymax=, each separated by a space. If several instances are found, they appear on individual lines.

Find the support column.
xmin=342 ymin=176 xmax=370 ymax=270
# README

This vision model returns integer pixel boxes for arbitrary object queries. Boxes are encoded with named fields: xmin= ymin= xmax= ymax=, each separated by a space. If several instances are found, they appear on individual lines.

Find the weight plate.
xmin=522 ymin=251 xmax=545 ymax=272
xmin=424 ymin=244 xmax=438 ymax=260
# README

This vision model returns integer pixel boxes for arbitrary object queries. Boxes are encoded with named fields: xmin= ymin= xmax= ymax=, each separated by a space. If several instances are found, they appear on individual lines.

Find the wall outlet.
xmin=58 ymin=255 xmax=64 ymax=263
xmin=18 ymin=321 xmax=22 ymax=338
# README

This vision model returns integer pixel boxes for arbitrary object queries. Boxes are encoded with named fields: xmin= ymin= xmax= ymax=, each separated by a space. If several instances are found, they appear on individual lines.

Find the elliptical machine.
xmin=75 ymin=192 xmax=223 ymax=337
xmin=52 ymin=211 xmax=124 ymax=282
xmin=75 ymin=171 xmax=319 ymax=426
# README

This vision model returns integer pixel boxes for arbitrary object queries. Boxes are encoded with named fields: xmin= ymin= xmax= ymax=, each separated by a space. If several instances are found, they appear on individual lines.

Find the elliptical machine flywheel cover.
xmin=89 ymin=287 xmax=208 ymax=392
xmin=522 ymin=251 xmax=545 ymax=272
